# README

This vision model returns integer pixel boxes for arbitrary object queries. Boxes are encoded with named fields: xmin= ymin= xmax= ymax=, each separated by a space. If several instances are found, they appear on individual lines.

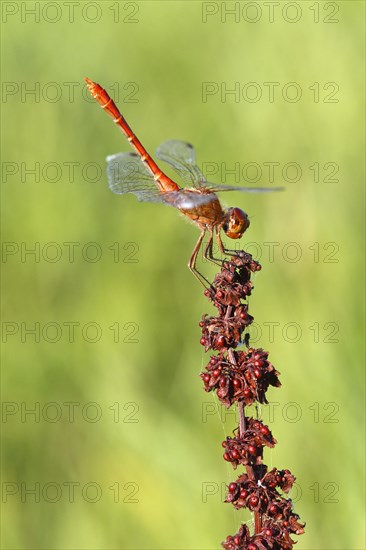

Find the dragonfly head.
xmin=222 ymin=207 xmax=250 ymax=239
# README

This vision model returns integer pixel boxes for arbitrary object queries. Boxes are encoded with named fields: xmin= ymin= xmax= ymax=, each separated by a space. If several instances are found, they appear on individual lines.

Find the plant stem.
xmin=233 ymin=354 xmax=262 ymax=536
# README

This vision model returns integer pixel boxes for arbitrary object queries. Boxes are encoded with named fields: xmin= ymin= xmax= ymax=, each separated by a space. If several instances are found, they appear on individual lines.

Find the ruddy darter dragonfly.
xmin=85 ymin=77 xmax=282 ymax=286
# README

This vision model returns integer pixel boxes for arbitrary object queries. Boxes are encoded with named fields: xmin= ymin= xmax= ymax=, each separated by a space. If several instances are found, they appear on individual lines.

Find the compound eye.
xmin=225 ymin=208 xmax=249 ymax=239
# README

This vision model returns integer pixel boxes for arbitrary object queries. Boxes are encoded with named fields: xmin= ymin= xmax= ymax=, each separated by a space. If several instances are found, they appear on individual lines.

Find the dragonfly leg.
xmin=189 ymin=230 xmax=211 ymax=288
xmin=203 ymin=228 xmax=224 ymax=267
xmin=217 ymin=231 xmax=225 ymax=254
xmin=216 ymin=230 xmax=241 ymax=257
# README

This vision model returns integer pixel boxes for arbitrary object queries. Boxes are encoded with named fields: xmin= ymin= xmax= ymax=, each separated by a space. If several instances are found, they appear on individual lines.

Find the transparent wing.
xmin=106 ymin=152 xmax=216 ymax=209
xmin=204 ymin=182 xmax=284 ymax=194
xmin=163 ymin=190 xmax=218 ymax=209
xmin=107 ymin=152 xmax=163 ymax=201
xmin=156 ymin=140 xmax=207 ymax=188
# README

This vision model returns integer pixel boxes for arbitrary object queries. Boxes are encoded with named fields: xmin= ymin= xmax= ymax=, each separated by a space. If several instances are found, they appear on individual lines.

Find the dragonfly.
xmin=85 ymin=77 xmax=282 ymax=286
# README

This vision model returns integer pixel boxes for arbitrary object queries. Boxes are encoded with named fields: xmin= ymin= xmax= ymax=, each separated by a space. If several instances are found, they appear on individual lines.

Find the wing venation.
xmin=156 ymin=140 xmax=206 ymax=188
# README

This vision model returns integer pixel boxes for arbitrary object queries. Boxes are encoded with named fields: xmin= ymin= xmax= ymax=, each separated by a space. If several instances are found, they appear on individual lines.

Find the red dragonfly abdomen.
xmin=85 ymin=78 xmax=178 ymax=194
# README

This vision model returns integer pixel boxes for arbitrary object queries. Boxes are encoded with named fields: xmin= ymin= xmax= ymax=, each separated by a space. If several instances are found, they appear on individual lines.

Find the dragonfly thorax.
xmin=222 ymin=207 xmax=249 ymax=239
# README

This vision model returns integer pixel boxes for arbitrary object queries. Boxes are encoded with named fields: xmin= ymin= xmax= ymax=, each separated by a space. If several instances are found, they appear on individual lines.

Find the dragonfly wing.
xmin=128 ymin=189 xmax=217 ymax=209
xmin=156 ymin=140 xmax=207 ymax=189
xmin=204 ymin=182 xmax=284 ymax=193
xmin=162 ymin=190 xmax=217 ymax=209
xmin=106 ymin=152 xmax=215 ymax=209
xmin=107 ymin=152 xmax=163 ymax=202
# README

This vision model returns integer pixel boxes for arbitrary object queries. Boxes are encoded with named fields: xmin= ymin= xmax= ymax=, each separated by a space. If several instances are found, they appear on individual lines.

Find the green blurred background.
xmin=1 ymin=1 xmax=365 ymax=548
